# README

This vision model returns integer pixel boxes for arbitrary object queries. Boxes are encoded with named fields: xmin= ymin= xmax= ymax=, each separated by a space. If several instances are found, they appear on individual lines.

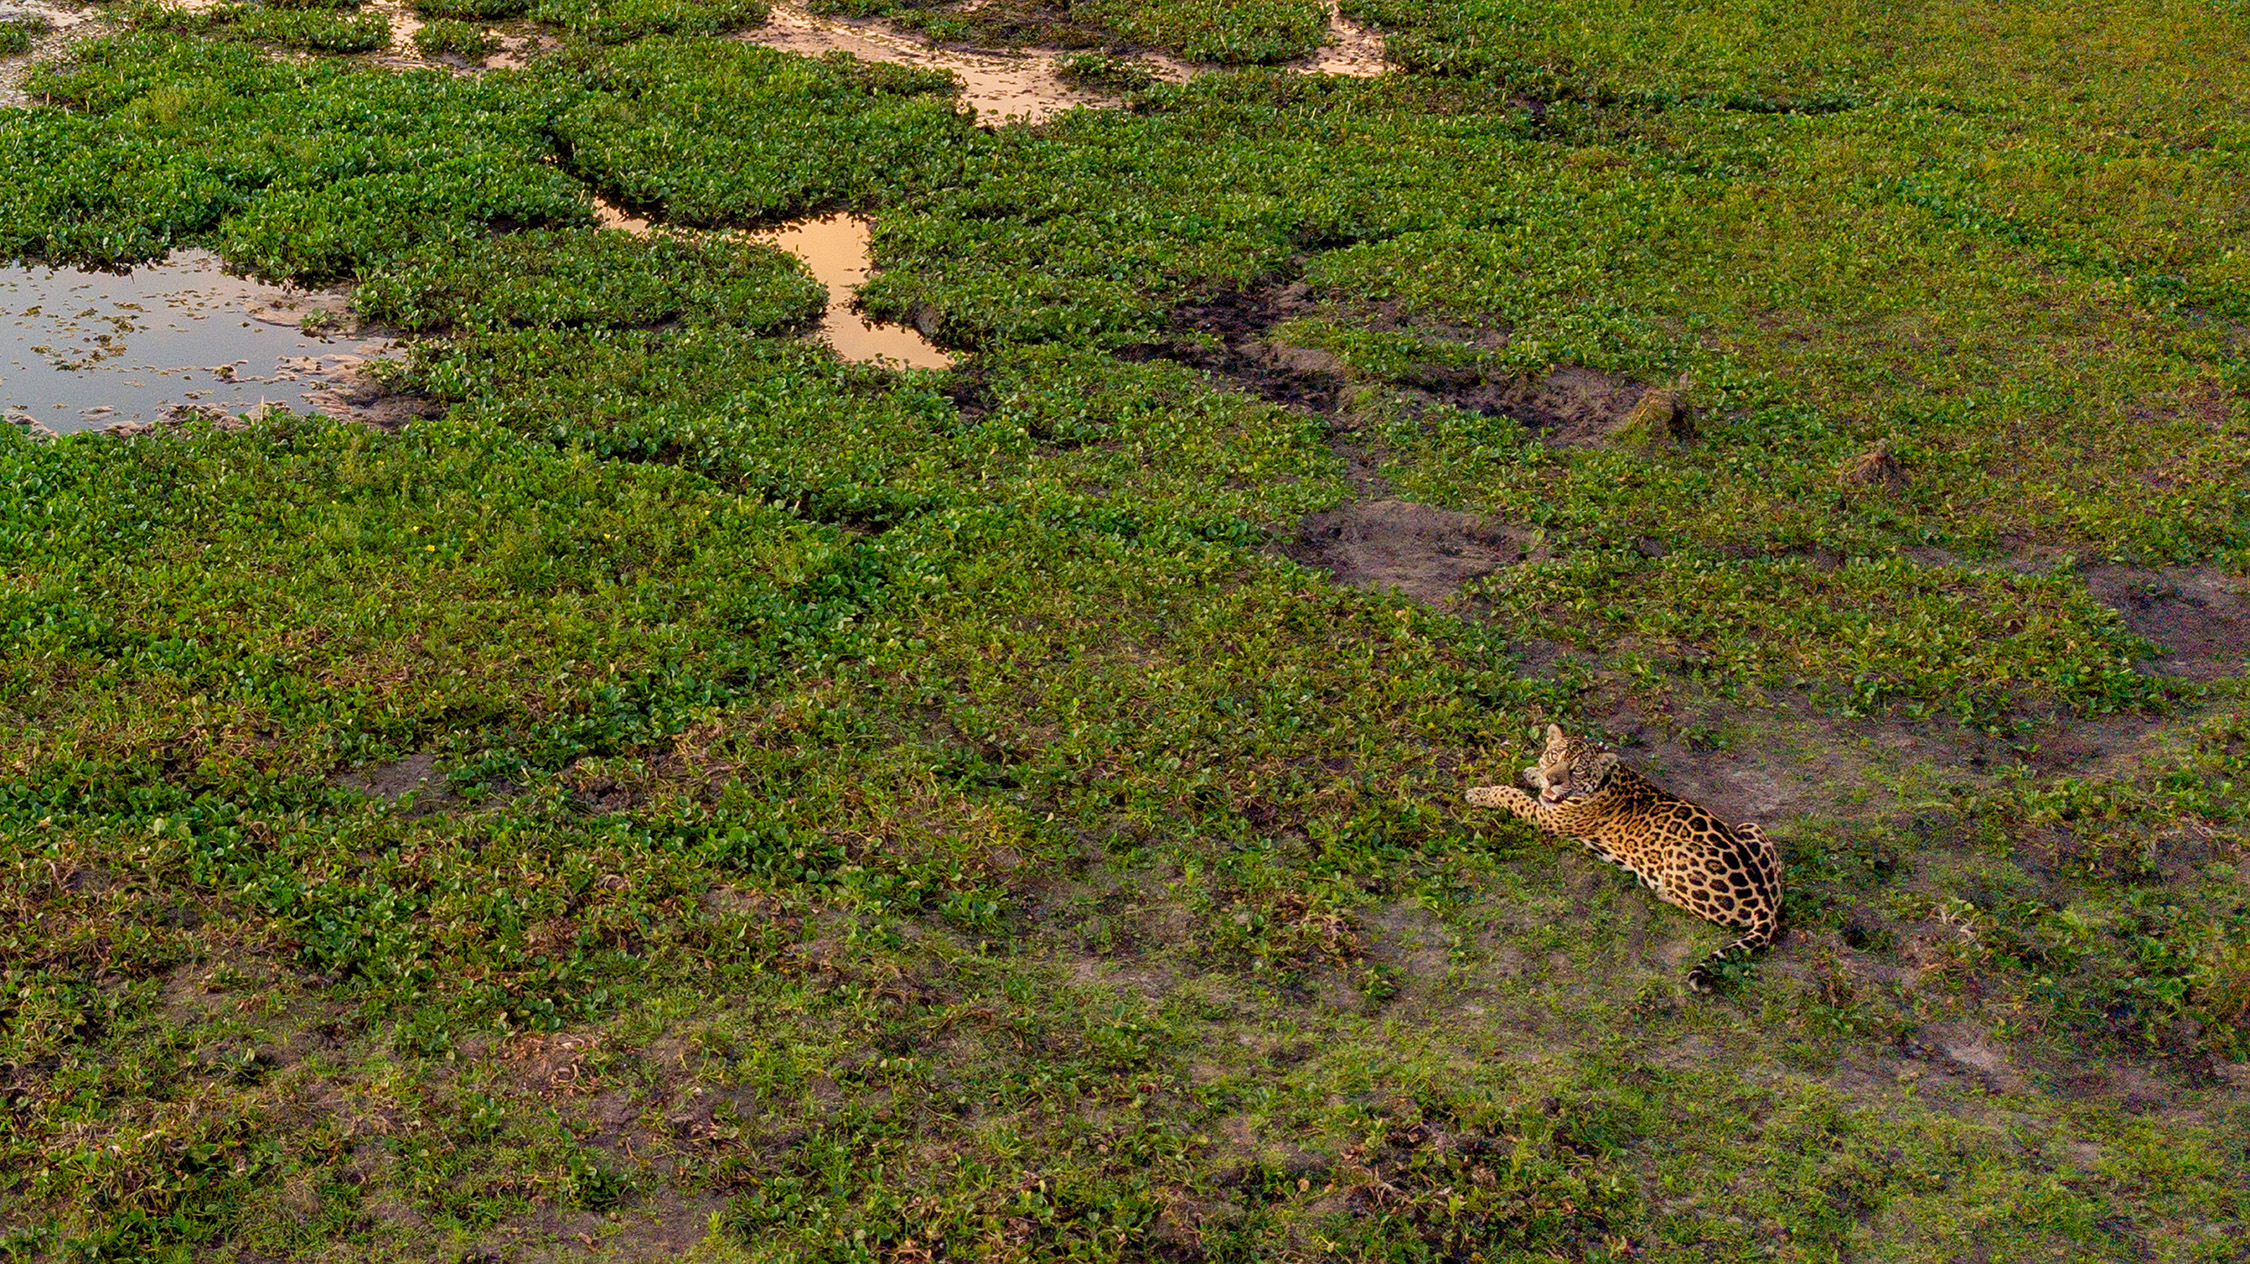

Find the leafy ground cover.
xmin=0 ymin=14 xmax=48 ymax=55
xmin=3 ymin=2 xmax=2249 ymax=1261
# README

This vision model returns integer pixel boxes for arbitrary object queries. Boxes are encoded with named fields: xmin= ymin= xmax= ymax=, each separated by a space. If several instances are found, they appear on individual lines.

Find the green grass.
xmin=3 ymin=3 xmax=2250 ymax=1260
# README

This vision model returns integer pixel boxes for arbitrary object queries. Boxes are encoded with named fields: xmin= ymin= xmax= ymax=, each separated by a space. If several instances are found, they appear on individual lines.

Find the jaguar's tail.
xmin=1687 ymin=918 xmax=1779 ymax=992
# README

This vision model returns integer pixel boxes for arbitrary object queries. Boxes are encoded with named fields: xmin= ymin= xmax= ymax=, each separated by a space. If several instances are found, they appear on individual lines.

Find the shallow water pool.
xmin=1 ymin=251 xmax=387 ymax=435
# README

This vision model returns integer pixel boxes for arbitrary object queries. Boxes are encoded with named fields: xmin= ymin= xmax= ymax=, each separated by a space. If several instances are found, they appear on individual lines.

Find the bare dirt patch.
xmin=2016 ymin=711 xmax=2163 ymax=775
xmin=0 ymin=1 xmax=101 ymax=108
xmin=741 ymin=2 xmax=1179 ymax=125
xmin=1561 ymin=695 xmax=1903 ymax=831
xmin=333 ymin=752 xmax=517 ymax=816
xmin=1145 ymin=282 xmax=1343 ymax=413
xmin=2084 ymin=565 xmax=2249 ymax=681
xmin=1148 ymin=283 xmax=1595 ymax=606
xmin=1302 ymin=1 xmax=1384 ymax=77
xmin=1452 ymin=365 xmax=1674 ymax=446
xmin=1151 ymin=282 xmax=1677 ymax=449
xmin=336 ymin=751 xmax=443 ymax=802
xmin=480 ymin=1191 xmax=727 ymax=1262
xmin=297 ymin=355 xmax=446 ymax=430
xmin=1282 ymin=499 xmax=1537 ymax=608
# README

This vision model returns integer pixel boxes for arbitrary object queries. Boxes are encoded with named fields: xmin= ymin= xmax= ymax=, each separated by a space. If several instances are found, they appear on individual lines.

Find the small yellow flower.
xmin=426 ymin=544 xmax=436 ymax=552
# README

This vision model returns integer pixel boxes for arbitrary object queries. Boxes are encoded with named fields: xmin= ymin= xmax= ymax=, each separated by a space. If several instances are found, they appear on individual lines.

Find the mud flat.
xmin=740 ymin=1 xmax=1383 ymax=126
xmin=0 ymin=0 xmax=99 ymax=106
xmin=741 ymin=3 xmax=1162 ymax=125
xmin=1304 ymin=2 xmax=1384 ymax=77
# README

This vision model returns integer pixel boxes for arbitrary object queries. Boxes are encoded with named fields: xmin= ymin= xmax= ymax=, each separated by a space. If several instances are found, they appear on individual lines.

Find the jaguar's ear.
xmin=1591 ymin=751 xmax=1620 ymax=778
xmin=1544 ymin=723 xmax=1567 ymax=752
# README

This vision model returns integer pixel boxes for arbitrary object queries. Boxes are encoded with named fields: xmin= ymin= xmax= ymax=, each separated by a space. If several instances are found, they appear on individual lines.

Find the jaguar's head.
xmin=1523 ymin=723 xmax=1619 ymax=805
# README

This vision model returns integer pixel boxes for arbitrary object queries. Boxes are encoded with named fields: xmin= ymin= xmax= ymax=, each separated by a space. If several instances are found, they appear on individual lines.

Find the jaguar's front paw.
xmin=1466 ymin=785 xmax=1510 ymax=808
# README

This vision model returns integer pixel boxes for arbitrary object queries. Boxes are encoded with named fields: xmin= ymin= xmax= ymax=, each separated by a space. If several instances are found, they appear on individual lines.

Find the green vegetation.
xmin=122 ymin=1 xmax=397 ymax=53
xmin=410 ymin=16 xmax=500 ymax=58
xmin=553 ymin=40 xmax=971 ymax=225
xmin=0 ymin=14 xmax=47 ymax=54
xmin=354 ymin=229 xmax=828 ymax=332
xmin=3 ymin=2 xmax=2250 ymax=1260
xmin=0 ymin=34 xmax=587 ymax=274
xmin=1082 ymin=0 xmax=1326 ymax=64
xmin=530 ymin=0 xmax=768 ymax=45
xmin=1052 ymin=50 xmax=1159 ymax=91
xmin=410 ymin=0 xmax=530 ymax=19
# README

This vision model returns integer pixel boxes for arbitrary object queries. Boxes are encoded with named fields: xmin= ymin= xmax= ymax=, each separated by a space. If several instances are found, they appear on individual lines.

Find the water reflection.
xmin=0 ymin=251 xmax=388 ymax=434
xmin=592 ymin=197 xmax=951 ymax=370
xmin=751 ymin=212 xmax=951 ymax=370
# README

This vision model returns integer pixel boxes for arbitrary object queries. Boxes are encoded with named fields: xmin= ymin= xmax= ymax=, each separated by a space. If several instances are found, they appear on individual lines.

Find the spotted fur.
xmin=1467 ymin=724 xmax=1782 ymax=989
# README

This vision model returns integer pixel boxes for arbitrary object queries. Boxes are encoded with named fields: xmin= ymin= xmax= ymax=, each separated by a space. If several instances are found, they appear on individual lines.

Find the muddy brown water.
xmin=1 ymin=251 xmax=391 ymax=435
xmin=0 ymin=208 xmax=946 ymax=439
xmin=593 ymin=198 xmax=953 ymax=370
xmin=755 ymin=212 xmax=952 ymax=370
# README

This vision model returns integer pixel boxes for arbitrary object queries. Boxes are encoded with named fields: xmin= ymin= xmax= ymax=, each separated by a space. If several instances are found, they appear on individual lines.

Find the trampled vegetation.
xmin=2 ymin=0 xmax=2247 ymax=1260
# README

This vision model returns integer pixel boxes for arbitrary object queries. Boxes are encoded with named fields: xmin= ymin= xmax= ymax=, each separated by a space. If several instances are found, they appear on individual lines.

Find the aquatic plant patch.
xmin=550 ymin=38 xmax=975 ymax=226
xmin=120 ymin=1 xmax=394 ymax=53
xmin=1 ymin=34 xmax=589 ymax=276
xmin=530 ymin=0 xmax=768 ymax=44
xmin=814 ymin=0 xmax=1329 ymax=62
xmin=353 ymin=228 xmax=827 ymax=332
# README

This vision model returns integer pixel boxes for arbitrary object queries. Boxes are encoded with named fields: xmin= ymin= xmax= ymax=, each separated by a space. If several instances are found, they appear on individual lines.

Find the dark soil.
xmin=2084 ymin=565 xmax=2250 ymax=680
xmin=334 ymin=753 xmax=516 ymax=816
xmin=1137 ymin=281 xmax=1343 ymax=413
xmin=1280 ymin=499 xmax=1536 ymax=607
xmin=1151 ymin=281 xmax=1673 ymax=445
xmin=1150 ymin=283 xmax=1695 ymax=607
xmin=1453 ymin=365 xmax=1661 ymax=445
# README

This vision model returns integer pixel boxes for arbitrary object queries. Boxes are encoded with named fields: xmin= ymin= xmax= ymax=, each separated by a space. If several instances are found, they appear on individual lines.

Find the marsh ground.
xmin=3 ymin=0 xmax=2249 ymax=1260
